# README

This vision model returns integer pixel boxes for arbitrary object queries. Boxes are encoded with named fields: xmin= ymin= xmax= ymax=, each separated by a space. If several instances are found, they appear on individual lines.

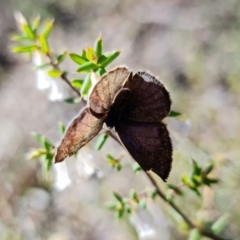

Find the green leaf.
xmin=129 ymin=189 xmax=138 ymax=201
xmin=48 ymin=69 xmax=62 ymax=78
xmin=132 ymin=162 xmax=141 ymax=173
xmin=192 ymin=174 xmax=201 ymax=186
xmin=192 ymin=160 xmax=202 ymax=176
xmin=100 ymin=51 xmax=121 ymax=68
xmin=149 ymin=189 xmax=158 ymax=199
xmin=188 ymin=228 xmax=201 ymax=240
xmin=82 ymin=49 xmax=87 ymax=59
xmin=107 ymin=202 xmax=117 ymax=210
xmin=31 ymin=132 xmax=54 ymax=151
xmin=39 ymin=35 xmax=49 ymax=54
xmin=64 ymin=97 xmax=81 ymax=104
xmin=211 ymin=215 xmax=228 ymax=235
xmin=95 ymin=133 xmax=109 ymax=150
xmin=189 ymin=186 xmax=201 ymax=197
xmin=27 ymin=148 xmax=46 ymax=159
xmin=31 ymin=15 xmax=41 ymax=32
xmin=124 ymin=203 xmax=132 ymax=213
xmin=106 ymin=154 xmax=116 ymax=162
xmin=113 ymin=192 xmax=123 ymax=203
xmin=182 ymin=173 xmax=190 ymax=184
xmin=12 ymin=45 xmax=38 ymax=53
xmin=202 ymin=164 xmax=214 ymax=176
xmin=69 ymin=53 xmax=88 ymax=65
xmin=71 ymin=79 xmax=84 ymax=89
xmin=76 ymin=61 xmax=98 ymax=72
xmin=42 ymin=136 xmax=54 ymax=151
xmin=97 ymin=55 xmax=107 ymax=64
xmin=42 ymin=19 xmax=54 ymax=38
xmin=11 ymin=34 xmax=30 ymax=41
xmin=81 ymin=74 xmax=92 ymax=96
xmin=45 ymin=153 xmax=53 ymax=172
xmin=167 ymin=184 xmax=184 ymax=196
xmin=23 ymin=23 xmax=35 ymax=39
xmin=166 ymin=191 xmax=173 ymax=202
xmin=58 ymin=122 xmax=66 ymax=135
xmin=32 ymin=132 xmax=44 ymax=144
xmin=96 ymin=67 xmax=106 ymax=76
xmin=86 ymin=46 xmax=94 ymax=61
xmin=116 ymin=163 xmax=122 ymax=171
xmin=139 ymin=199 xmax=147 ymax=209
xmin=168 ymin=111 xmax=181 ymax=117
xmin=34 ymin=62 xmax=51 ymax=70
xmin=94 ymin=37 xmax=103 ymax=58
xmin=57 ymin=51 xmax=67 ymax=64
xmin=115 ymin=209 xmax=124 ymax=219
xmin=203 ymin=178 xmax=219 ymax=186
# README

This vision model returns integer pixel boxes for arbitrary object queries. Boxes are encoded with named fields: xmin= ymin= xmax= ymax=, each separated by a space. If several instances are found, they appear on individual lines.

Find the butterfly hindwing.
xmin=123 ymin=72 xmax=171 ymax=122
xmin=116 ymin=121 xmax=172 ymax=181
xmin=55 ymin=108 xmax=105 ymax=163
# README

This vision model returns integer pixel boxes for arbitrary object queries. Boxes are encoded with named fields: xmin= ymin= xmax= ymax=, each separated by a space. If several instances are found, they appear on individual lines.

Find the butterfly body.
xmin=55 ymin=66 xmax=173 ymax=181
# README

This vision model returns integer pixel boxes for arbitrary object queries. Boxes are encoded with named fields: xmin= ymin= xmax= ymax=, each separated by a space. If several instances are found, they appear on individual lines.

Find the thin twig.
xmin=146 ymin=173 xmax=231 ymax=240
xmin=46 ymin=52 xmax=81 ymax=97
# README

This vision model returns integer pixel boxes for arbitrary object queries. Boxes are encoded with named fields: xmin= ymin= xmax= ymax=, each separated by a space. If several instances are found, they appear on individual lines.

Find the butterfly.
xmin=55 ymin=66 xmax=172 ymax=181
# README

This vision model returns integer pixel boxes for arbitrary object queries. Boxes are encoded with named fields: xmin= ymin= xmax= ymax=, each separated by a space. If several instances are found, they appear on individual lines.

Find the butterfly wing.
xmin=116 ymin=121 xmax=172 ymax=181
xmin=55 ymin=108 xmax=105 ymax=163
xmin=124 ymin=72 xmax=171 ymax=122
xmin=89 ymin=66 xmax=131 ymax=115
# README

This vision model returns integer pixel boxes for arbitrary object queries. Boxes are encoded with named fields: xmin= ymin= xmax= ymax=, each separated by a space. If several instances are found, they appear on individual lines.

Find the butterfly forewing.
xmin=123 ymin=72 xmax=171 ymax=122
xmin=55 ymin=108 xmax=106 ymax=163
xmin=116 ymin=121 xmax=172 ymax=181
xmin=90 ymin=67 xmax=131 ymax=115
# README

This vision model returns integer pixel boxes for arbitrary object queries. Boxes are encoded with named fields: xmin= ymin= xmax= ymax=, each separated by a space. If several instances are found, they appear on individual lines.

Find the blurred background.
xmin=0 ymin=0 xmax=240 ymax=239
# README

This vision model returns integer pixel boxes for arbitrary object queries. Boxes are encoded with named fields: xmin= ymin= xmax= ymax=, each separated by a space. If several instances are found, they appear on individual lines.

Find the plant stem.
xmin=46 ymin=52 xmax=81 ymax=97
xmin=146 ymin=173 xmax=231 ymax=240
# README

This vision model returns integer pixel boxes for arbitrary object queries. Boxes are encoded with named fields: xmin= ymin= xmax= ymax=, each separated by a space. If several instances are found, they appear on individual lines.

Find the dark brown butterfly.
xmin=55 ymin=66 xmax=172 ymax=181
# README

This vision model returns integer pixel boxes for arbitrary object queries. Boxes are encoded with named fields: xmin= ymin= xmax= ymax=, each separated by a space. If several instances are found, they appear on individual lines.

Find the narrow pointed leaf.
xmin=97 ymin=55 xmax=107 ymax=64
xmin=57 ymin=51 xmax=67 ymax=64
xmin=34 ymin=62 xmax=50 ymax=70
xmin=48 ymin=69 xmax=62 ymax=78
xmin=11 ymin=34 xmax=29 ymax=41
xmin=188 ymin=229 xmax=201 ymax=240
xmin=82 ymin=49 xmax=87 ymax=59
xmin=71 ymin=79 xmax=84 ymax=89
xmin=64 ymin=97 xmax=81 ymax=104
xmin=80 ymin=74 xmax=92 ymax=95
xmin=31 ymin=15 xmax=41 ymax=31
xmin=32 ymin=132 xmax=43 ymax=144
xmin=76 ymin=62 xmax=98 ymax=72
xmin=58 ymin=122 xmax=66 ymax=135
xmin=113 ymin=192 xmax=123 ymax=203
xmin=86 ymin=46 xmax=94 ymax=61
xmin=45 ymin=153 xmax=53 ymax=172
xmin=42 ymin=19 xmax=54 ymax=38
xmin=97 ymin=67 xmax=106 ymax=76
xmin=94 ymin=37 xmax=103 ymax=58
xmin=168 ymin=111 xmax=181 ymax=117
xmin=23 ymin=23 xmax=35 ymax=39
xmin=211 ymin=215 xmax=228 ymax=235
xmin=95 ymin=133 xmax=109 ymax=150
xmin=27 ymin=148 xmax=46 ymax=159
xmin=12 ymin=45 xmax=38 ymax=53
xmin=69 ymin=53 xmax=88 ymax=65
xmin=132 ymin=163 xmax=141 ymax=173
xmin=39 ymin=35 xmax=49 ymax=54
xmin=100 ymin=51 xmax=120 ymax=67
